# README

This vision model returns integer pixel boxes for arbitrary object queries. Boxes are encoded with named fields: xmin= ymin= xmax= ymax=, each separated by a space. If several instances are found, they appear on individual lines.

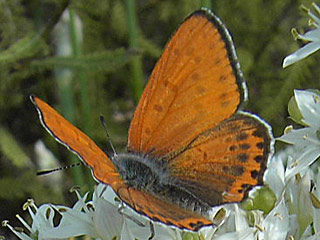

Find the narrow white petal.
xmin=283 ymin=42 xmax=320 ymax=67
xmin=285 ymin=146 xmax=320 ymax=179
xmin=298 ymin=29 xmax=320 ymax=41
xmin=277 ymin=127 xmax=316 ymax=146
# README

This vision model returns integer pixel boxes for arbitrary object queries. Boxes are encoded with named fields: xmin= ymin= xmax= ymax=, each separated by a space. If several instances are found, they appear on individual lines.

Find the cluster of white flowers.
xmin=283 ymin=3 xmax=320 ymax=67
xmin=2 ymin=185 xmax=187 ymax=240
xmin=3 ymin=3 xmax=320 ymax=240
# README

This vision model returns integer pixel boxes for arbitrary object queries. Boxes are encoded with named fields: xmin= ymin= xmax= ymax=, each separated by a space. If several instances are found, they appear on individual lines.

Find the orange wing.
xmin=117 ymin=186 xmax=212 ymax=231
xmin=128 ymin=9 xmax=246 ymax=156
xmin=168 ymin=112 xmax=273 ymax=204
xmin=30 ymin=95 xmax=121 ymax=186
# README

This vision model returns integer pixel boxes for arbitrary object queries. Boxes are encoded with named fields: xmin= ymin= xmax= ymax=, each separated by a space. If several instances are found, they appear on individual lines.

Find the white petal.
xmin=119 ymin=207 xmax=153 ymax=240
xmin=283 ymin=42 xmax=320 ymax=67
xmin=313 ymin=208 xmax=320 ymax=235
xmin=285 ymin=145 xmax=320 ymax=179
xmin=298 ymin=28 xmax=320 ymax=42
xmin=93 ymin=196 xmax=124 ymax=240
xmin=259 ymin=199 xmax=289 ymax=240
xmin=215 ymin=228 xmax=255 ymax=240
xmin=39 ymin=191 xmax=98 ymax=239
xmin=120 ymin=218 xmax=151 ymax=240
xmin=294 ymin=90 xmax=320 ymax=127
xmin=43 ymin=206 xmax=97 ymax=239
xmin=264 ymin=154 xmax=285 ymax=198
xmin=300 ymin=233 xmax=320 ymax=240
xmin=312 ymin=168 xmax=320 ymax=234
xmin=153 ymin=224 xmax=182 ymax=240
xmin=30 ymin=205 xmax=55 ymax=231
xmin=120 ymin=219 xmax=137 ymax=240
xmin=72 ymin=191 xmax=89 ymax=211
xmin=199 ymin=225 xmax=217 ymax=240
xmin=296 ymin=171 xmax=313 ymax=223
xmin=234 ymin=205 xmax=249 ymax=231
xmin=94 ymin=184 xmax=115 ymax=203
xmin=277 ymin=127 xmax=316 ymax=146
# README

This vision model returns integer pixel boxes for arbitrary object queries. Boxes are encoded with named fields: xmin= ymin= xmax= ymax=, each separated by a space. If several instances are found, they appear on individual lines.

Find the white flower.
xmin=274 ymin=89 xmax=320 ymax=239
xmin=3 ymin=183 xmax=284 ymax=240
xmin=210 ymin=204 xmax=255 ymax=240
xmin=277 ymin=90 xmax=320 ymax=179
xmin=256 ymin=199 xmax=289 ymax=240
xmin=2 ymin=186 xmax=125 ymax=240
xmin=3 ymin=184 xmax=189 ymax=240
xmin=297 ymin=167 xmax=320 ymax=240
xmin=283 ymin=3 xmax=320 ymax=67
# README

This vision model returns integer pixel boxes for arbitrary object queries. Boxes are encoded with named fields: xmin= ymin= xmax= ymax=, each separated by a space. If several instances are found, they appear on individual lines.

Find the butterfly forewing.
xmin=128 ymin=10 xmax=246 ymax=156
xmin=30 ymin=95 xmax=121 ymax=185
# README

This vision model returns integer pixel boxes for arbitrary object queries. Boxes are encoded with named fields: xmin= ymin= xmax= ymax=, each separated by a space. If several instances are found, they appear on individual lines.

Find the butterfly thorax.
xmin=113 ymin=153 xmax=211 ymax=215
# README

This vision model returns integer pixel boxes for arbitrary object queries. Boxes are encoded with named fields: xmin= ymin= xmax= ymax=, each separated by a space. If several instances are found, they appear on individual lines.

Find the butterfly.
xmin=30 ymin=8 xmax=273 ymax=231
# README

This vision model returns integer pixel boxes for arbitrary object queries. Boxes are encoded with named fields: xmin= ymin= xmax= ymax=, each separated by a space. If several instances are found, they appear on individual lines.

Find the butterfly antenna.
xmin=37 ymin=162 xmax=83 ymax=176
xmin=100 ymin=115 xmax=118 ymax=157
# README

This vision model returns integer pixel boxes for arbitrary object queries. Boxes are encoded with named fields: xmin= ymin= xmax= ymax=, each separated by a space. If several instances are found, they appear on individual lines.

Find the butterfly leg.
xmin=98 ymin=185 xmax=108 ymax=198
xmin=118 ymin=205 xmax=156 ymax=238
xmin=118 ymin=204 xmax=147 ymax=227
xmin=148 ymin=222 xmax=155 ymax=240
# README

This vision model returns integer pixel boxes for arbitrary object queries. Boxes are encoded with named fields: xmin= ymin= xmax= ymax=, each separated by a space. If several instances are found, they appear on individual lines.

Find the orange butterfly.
xmin=31 ymin=9 xmax=273 ymax=231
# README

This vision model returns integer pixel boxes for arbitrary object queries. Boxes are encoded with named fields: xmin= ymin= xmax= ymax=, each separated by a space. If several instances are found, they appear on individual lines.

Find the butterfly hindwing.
xmin=118 ymin=187 xmax=213 ymax=231
xmin=168 ymin=112 xmax=272 ymax=204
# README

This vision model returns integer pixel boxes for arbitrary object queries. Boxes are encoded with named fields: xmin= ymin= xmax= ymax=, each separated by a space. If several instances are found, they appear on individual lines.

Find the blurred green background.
xmin=0 ymin=0 xmax=318 ymax=238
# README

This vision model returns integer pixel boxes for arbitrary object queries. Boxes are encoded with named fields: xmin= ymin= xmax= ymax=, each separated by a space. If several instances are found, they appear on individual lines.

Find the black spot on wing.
xmin=236 ymin=132 xmax=248 ymax=141
xmin=237 ymin=153 xmax=249 ymax=162
xmin=239 ymin=143 xmax=250 ymax=150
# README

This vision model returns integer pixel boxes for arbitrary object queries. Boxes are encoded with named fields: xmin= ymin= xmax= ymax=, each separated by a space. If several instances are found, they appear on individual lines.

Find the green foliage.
xmin=0 ymin=171 xmax=64 ymax=203
xmin=1 ymin=0 xmax=319 ymax=234
xmin=0 ymin=126 xmax=31 ymax=168
xmin=31 ymin=48 xmax=137 ymax=73
xmin=0 ymin=34 xmax=46 ymax=64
